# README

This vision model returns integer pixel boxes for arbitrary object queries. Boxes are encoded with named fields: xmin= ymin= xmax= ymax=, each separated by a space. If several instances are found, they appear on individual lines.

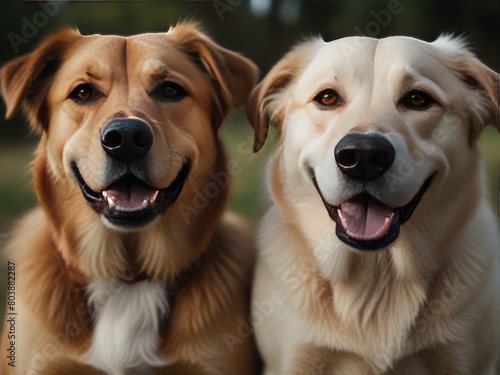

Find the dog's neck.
xmin=57 ymin=248 xmax=150 ymax=285
xmin=56 ymin=244 xmax=203 ymax=288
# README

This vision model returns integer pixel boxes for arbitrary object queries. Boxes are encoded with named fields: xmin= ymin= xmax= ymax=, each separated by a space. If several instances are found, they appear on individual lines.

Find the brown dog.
xmin=247 ymin=35 xmax=499 ymax=374
xmin=0 ymin=23 xmax=258 ymax=374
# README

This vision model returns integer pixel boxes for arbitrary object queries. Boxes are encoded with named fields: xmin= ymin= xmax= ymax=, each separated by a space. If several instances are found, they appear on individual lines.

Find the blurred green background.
xmin=0 ymin=0 xmax=499 ymax=316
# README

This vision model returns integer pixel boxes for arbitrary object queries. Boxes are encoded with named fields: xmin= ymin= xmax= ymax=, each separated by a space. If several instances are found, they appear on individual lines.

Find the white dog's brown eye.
xmin=313 ymin=89 xmax=343 ymax=108
xmin=69 ymin=83 xmax=98 ymax=104
xmin=153 ymin=81 xmax=188 ymax=102
xmin=400 ymin=90 xmax=436 ymax=110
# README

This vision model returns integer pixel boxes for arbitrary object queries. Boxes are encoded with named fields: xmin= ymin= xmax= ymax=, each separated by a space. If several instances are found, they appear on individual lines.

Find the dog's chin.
xmin=312 ymin=174 xmax=434 ymax=251
xmin=72 ymin=162 xmax=191 ymax=231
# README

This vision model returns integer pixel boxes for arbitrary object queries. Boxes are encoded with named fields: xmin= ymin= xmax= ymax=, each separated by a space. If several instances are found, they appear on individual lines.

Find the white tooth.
xmin=116 ymin=205 xmax=136 ymax=212
xmin=150 ymin=191 xmax=159 ymax=203
xmin=102 ymin=191 xmax=108 ymax=198
xmin=107 ymin=197 xmax=116 ymax=209
xmin=114 ymin=203 xmax=151 ymax=212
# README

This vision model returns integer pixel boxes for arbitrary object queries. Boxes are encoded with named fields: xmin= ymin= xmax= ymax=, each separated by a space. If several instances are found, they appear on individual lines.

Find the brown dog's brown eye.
xmin=152 ymin=81 xmax=188 ymax=102
xmin=399 ymin=90 xmax=436 ymax=110
xmin=69 ymin=84 xmax=99 ymax=104
xmin=313 ymin=89 xmax=343 ymax=109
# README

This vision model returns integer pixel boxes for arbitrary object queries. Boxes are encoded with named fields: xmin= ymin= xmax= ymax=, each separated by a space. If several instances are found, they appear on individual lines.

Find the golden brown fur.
xmin=247 ymin=35 xmax=499 ymax=374
xmin=0 ymin=23 xmax=258 ymax=374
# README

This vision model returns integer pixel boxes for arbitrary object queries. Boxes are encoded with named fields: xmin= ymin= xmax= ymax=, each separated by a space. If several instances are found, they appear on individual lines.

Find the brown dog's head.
xmin=1 ymin=23 xmax=258 ymax=280
xmin=247 ymin=35 xmax=498 ymax=269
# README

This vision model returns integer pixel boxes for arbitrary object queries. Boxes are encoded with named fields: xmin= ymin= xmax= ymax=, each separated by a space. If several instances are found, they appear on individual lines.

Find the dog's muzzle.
xmin=72 ymin=118 xmax=191 ymax=229
xmin=312 ymin=132 xmax=433 ymax=251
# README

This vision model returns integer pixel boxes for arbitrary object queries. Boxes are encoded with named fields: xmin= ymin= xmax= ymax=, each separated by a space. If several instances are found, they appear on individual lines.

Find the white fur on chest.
xmin=84 ymin=280 xmax=174 ymax=374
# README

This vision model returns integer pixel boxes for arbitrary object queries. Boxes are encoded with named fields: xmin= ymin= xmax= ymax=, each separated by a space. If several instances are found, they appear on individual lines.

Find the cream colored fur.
xmin=247 ymin=35 xmax=500 ymax=374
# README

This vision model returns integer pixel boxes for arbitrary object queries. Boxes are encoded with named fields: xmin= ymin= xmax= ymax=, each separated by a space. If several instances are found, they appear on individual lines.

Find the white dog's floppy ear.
xmin=0 ymin=28 xmax=81 ymax=133
xmin=432 ymin=35 xmax=499 ymax=134
xmin=246 ymin=39 xmax=323 ymax=152
xmin=168 ymin=22 xmax=259 ymax=125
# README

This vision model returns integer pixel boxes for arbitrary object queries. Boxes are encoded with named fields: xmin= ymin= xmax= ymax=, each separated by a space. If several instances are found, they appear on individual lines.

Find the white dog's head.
xmin=247 ymin=35 xmax=498 ymax=255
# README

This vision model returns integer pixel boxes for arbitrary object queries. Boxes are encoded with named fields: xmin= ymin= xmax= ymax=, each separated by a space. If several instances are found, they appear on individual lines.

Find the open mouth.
xmin=72 ymin=162 xmax=191 ymax=228
xmin=311 ymin=174 xmax=434 ymax=251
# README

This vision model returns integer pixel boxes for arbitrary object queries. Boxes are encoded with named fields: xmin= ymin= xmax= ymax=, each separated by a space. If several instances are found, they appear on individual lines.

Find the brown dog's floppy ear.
xmin=246 ymin=39 xmax=323 ymax=152
xmin=0 ymin=28 xmax=81 ymax=132
xmin=167 ymin=22 xmax=259 ymax=125
xmin=432 ymin=35 xmax=499 ymax=134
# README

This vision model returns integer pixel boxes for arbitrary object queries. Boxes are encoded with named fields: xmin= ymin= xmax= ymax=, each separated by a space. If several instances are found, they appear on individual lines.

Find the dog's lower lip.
xmin=71 ymin=162 xmax=191 ymax=227
xmin=72 ymin=164 xmax=102 ymax=204
xmin=311 ymin=173 xmax=434 ymax=251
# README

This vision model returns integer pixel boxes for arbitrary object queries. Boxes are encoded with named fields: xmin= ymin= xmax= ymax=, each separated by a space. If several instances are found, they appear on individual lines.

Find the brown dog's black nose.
xmin=334 ymin=132 xmax=395 ymax=181
xmin=101 ymin=119 xmax=153 ymax=162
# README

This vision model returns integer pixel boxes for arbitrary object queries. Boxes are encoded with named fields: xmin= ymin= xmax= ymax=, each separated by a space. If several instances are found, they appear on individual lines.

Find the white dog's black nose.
xmin=334 ymin=133 xmax=395 ymax=181
xmin=101 ymin=118 xmax=153 ymax=162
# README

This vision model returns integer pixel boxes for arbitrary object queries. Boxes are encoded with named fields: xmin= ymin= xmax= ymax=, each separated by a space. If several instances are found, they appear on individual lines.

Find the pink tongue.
xmin=104 ymin=181 xmax=157 ymax=209
xmin=338 ymin=195 xmax=395 ymax=241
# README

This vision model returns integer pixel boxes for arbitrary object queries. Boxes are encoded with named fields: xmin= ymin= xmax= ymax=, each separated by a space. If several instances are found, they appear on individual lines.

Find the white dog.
xmin=246 ymin=35 xmax=499 ymax=374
